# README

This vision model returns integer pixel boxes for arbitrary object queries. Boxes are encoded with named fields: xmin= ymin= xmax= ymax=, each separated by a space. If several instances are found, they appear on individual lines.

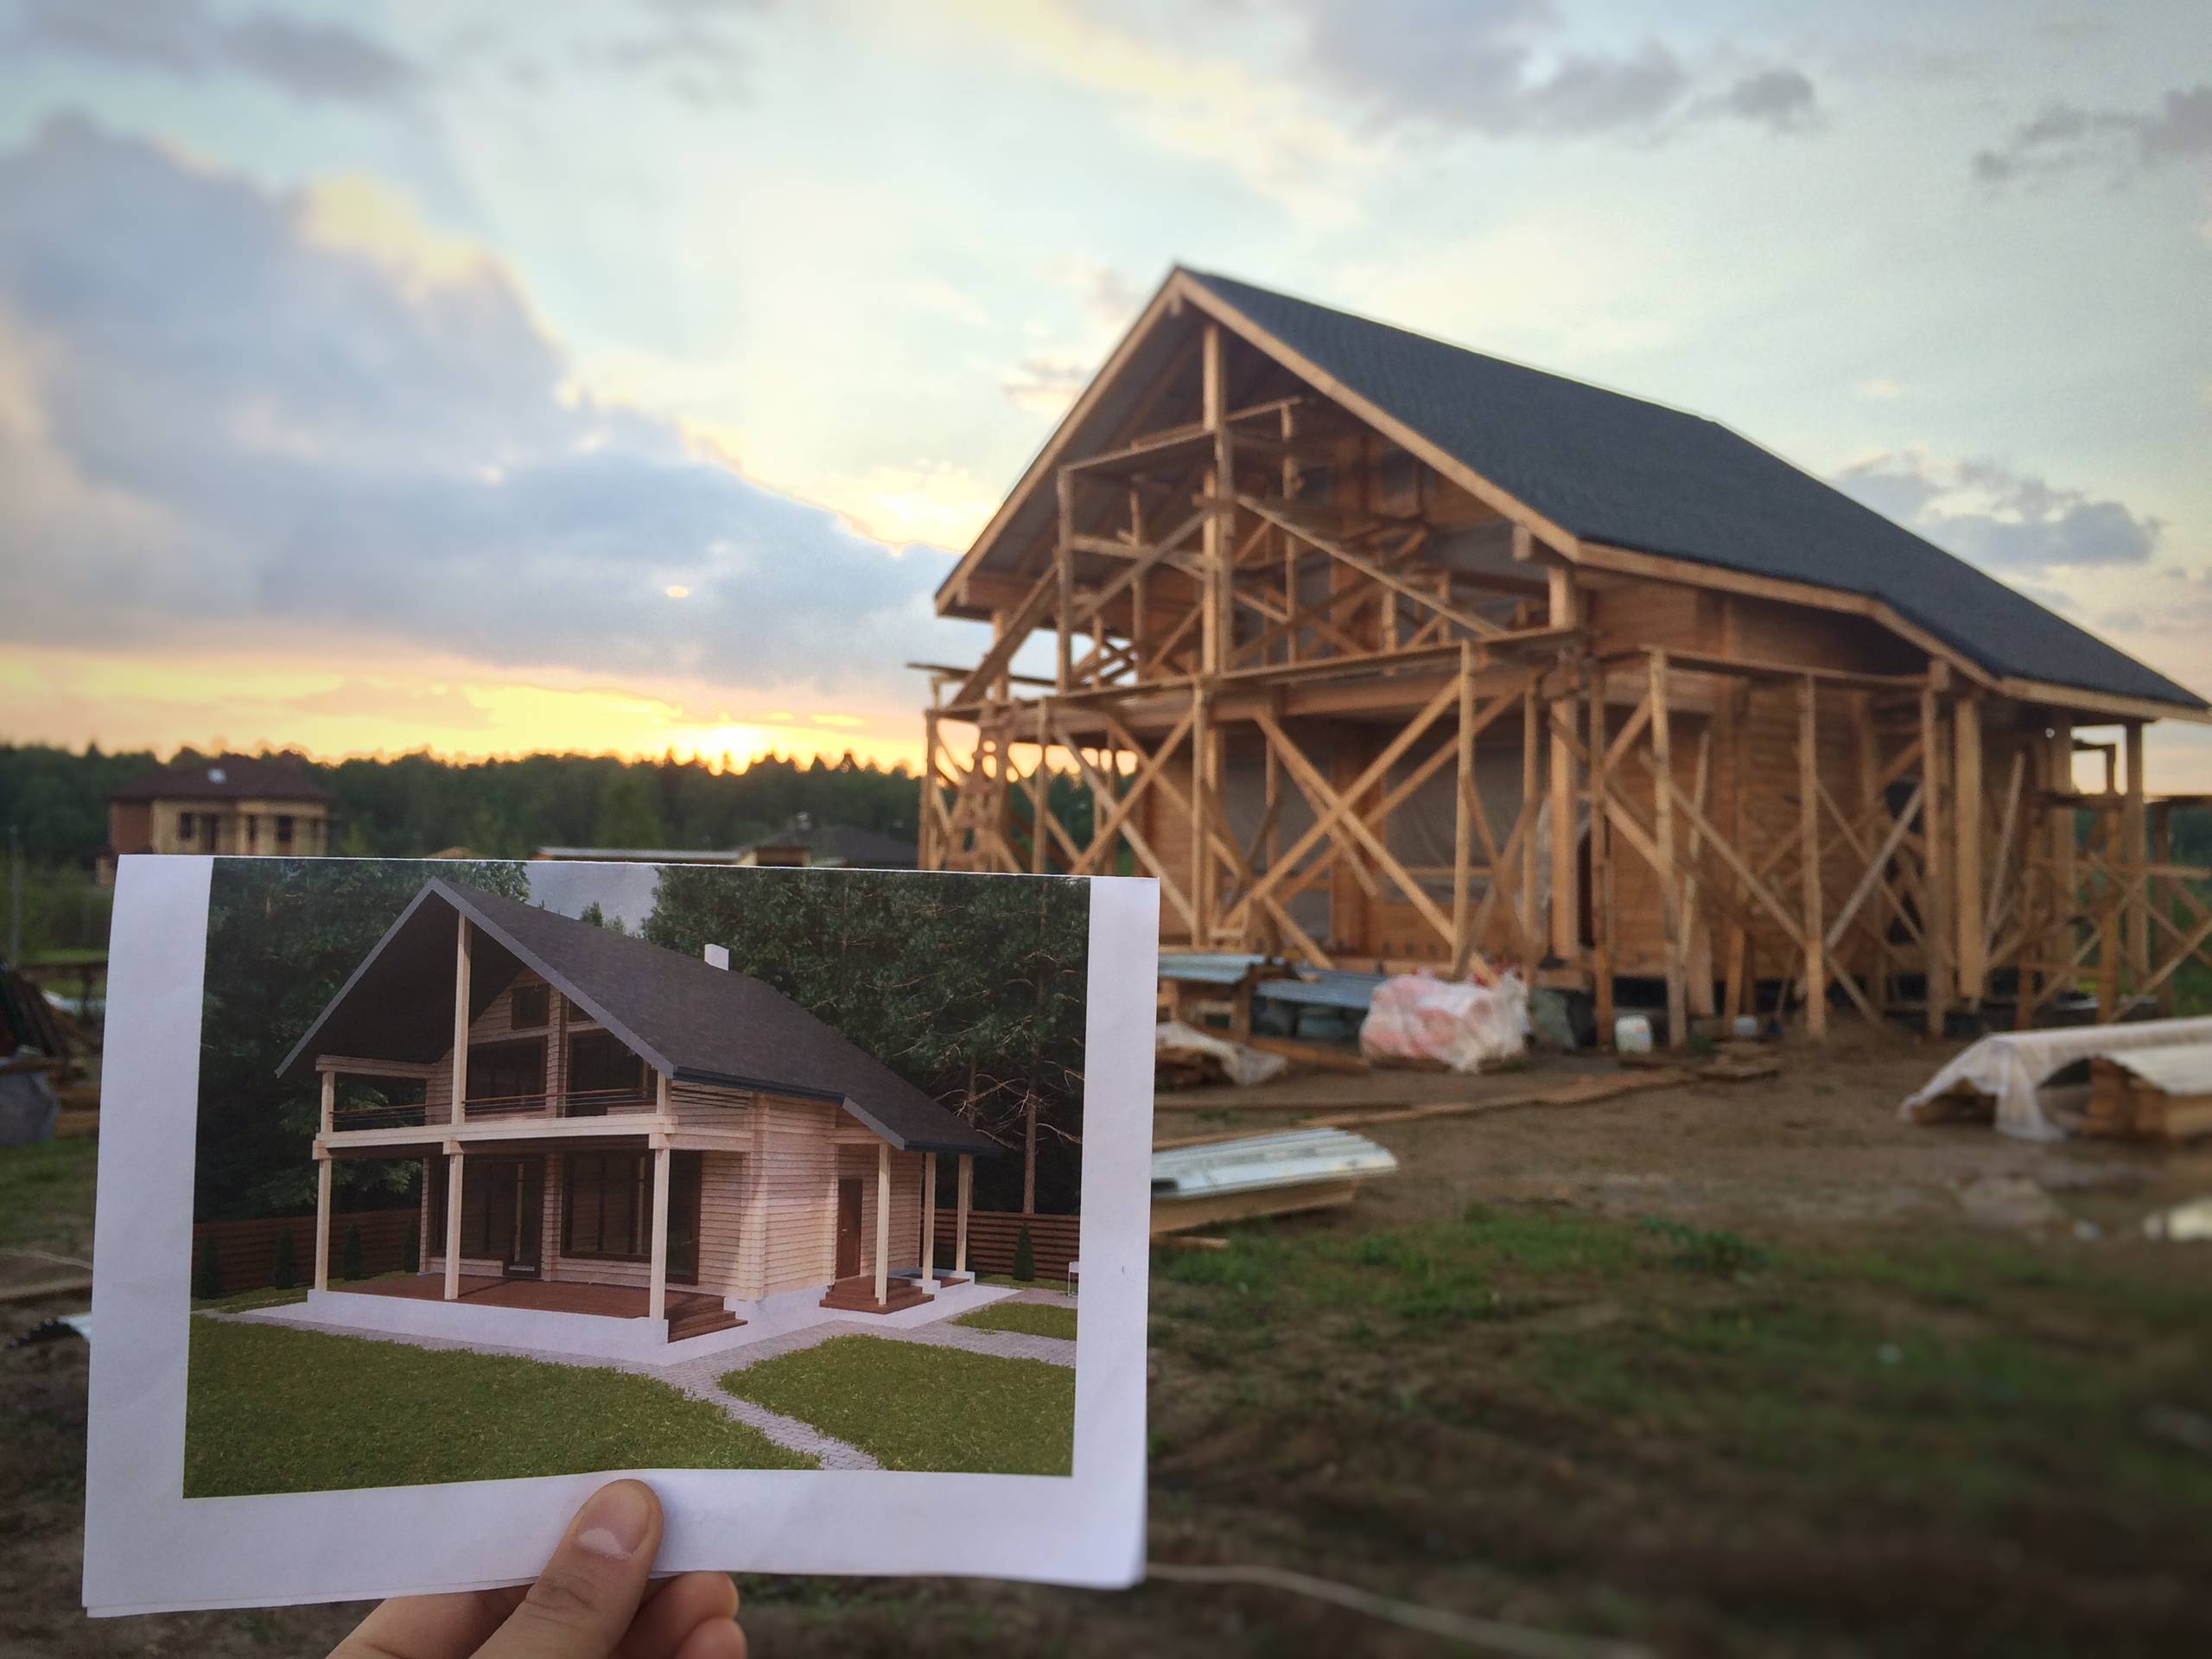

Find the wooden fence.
xmin=931 ymin=1209 xmax=1079 ymax=1280
xmin=191 ymin=1209 xmax=417 ymax=1296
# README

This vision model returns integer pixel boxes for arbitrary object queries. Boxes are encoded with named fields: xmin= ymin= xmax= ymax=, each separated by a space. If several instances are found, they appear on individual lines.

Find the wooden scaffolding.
xmin=916 ymin=283 xmax=2210 ymax=1046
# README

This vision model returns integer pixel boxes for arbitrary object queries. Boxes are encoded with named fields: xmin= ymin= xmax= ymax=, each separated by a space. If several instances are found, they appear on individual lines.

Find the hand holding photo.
xmin=83 ymin=856 xmax=1154 ymax=1614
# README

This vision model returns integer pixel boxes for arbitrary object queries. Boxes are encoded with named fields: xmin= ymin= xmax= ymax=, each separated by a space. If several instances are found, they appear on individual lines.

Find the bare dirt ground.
xmin=9 ymin=1033 xmax=2212 ymax=1657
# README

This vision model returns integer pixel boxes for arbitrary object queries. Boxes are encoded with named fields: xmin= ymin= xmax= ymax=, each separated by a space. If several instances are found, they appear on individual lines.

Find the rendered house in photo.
xmin=278 ymin=879 xmax=998 ymax=1353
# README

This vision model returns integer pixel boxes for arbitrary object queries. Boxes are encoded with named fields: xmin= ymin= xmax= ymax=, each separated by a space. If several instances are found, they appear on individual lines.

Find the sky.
xmin=0 ymin=0 xmax=2207 ymax=780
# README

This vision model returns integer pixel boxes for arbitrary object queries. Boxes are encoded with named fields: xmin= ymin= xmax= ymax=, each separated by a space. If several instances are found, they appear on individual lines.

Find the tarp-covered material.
xmin=1360 ymin=974 xmax=1529 ymax=1074
xmin=1899 ymin=1017 xmax=2212 ymax=1141
xmin=1154 ymin=1020 xmax=1288 ymax=1089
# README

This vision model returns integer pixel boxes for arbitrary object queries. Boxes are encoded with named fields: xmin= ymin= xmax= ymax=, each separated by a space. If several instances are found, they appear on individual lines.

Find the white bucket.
xmin=1614 ymin=1014 xmax=1654 ymax=1055
xmin=1732 ymin=1015 xmax=1760 ymax=1039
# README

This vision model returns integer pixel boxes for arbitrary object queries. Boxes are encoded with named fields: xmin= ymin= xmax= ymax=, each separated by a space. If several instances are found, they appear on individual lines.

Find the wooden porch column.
xmin=647 ymin=1141 xmax=671 ymax=1324
xmin=1798 ymin=677 xmax=1827 ymax=1039
xmin=313 ymin=1150 xmax=332 ymax=1292
xmin=1055 ymin=472 xmax=1075 ymax=693
xmin=1955 ymin=692 xmax=1986 ymax=1006
xmin=450 ymin=914 xmax=472 ymax=1124
xmin=956 ymin=1154 xmax=973 ymax=1275
xmin=1452 ymin=641 xmax=1476 ymax=976
xmin=315 ymin=1066 xmax=336 ymax=1290
xmin=919 ymin=1152 xmax=938 ymax=1290
xmin=442 ymin=1145 xmax=464 ymax=1300
xmin=2124 ymin=721 xmax=2148 ymax=996
xmin=874 ymin=1140 xmax=891 ymax=1309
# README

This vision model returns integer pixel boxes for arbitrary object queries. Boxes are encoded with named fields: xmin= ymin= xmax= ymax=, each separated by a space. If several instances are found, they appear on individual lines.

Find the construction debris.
xmin=2083 ymin=1051 xmax=2212 ymax=1144
xmin=1901 ymin=1017 xmax=2212 ymax=1140
xmin=1300 ymin=1066 xmax=1695 ymax=1131
xmin=1155 ymin=1019 xmax=1290 ymax=1090
xmin=1151 ymin=1128 xmax=1399 ymax=1236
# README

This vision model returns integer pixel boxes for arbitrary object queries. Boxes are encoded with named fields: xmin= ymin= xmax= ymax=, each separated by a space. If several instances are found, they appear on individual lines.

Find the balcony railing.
xmin=331 ymin=1103 xmax=429 ymax=1131
xmin=457 ymin=1088 xmax=655 ymax=1122
xmin=462 ymin=1090 xmax=555 ymax=1121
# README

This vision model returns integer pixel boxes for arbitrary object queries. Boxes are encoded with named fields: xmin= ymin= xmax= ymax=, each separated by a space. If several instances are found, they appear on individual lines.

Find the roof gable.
xmin=1179 ymin=269 xmax=2201 ymax=712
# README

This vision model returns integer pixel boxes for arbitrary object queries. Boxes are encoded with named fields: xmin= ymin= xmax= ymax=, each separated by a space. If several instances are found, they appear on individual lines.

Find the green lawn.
xmin=722 ymin=1336 xmax=1074 ymax=1475
xmin=185 ymin=1318 xmax=815 ymax=1496
xmin=0 ymin=1137 xmax=98 ymax=1258
xmin=952 ymin=1300 xmax=1077 ymax=1341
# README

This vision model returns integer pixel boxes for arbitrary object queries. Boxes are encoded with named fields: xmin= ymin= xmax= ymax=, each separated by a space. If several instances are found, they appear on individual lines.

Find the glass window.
xmin=563 ymin=1152 xmax=648 ymax=1260
xmin=467 ymin=1038 xmax=545 ymax=1110
xmin=568 ymin=1028 xmax=647 ymax=1110
xmin=511 ymin=984 xmax=549 ymax=1028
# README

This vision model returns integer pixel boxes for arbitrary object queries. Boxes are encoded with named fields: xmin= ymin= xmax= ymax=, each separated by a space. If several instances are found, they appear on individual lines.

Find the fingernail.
xmin=574 ymin=1480 xmax=654 ymax=1560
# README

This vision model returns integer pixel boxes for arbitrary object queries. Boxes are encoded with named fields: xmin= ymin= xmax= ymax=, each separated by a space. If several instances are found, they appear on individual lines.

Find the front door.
xmin=485 ymin=1159 xmax=543 ymax=1279
xmin=836 ymin=1178 xmax=863 ymax=1279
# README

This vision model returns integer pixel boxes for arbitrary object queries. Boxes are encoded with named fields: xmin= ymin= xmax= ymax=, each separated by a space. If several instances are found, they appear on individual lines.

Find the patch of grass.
xmin=723 ymin=1335 xmax=1073 ymax=1474
xmin=184 ymin=1318 xmax=813 ymax=1496
xmin=0 ymin=1136 xmax=98 ymax=1256
xmin=952 ymin=1300 xmax=1077 ymax=1340
xmin=1636 ymin=1216 xmax=1770 ymax=1274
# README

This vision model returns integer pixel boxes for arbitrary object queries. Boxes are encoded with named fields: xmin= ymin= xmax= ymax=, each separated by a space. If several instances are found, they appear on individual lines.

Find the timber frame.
xmin=918 ymin=271 xmax=2212 ymax=1045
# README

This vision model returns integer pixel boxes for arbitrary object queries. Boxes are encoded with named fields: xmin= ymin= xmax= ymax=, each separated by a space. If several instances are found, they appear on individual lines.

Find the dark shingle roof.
xmin=110 ymin=753 xmax=331 ymax=804
xmin=279 ymin=879 xmax=995 ymax=1155
xmin=1185 ymin=269 xmax=2202 ymax=711
xmin=744 ymin=821 xmax=918 ymax=869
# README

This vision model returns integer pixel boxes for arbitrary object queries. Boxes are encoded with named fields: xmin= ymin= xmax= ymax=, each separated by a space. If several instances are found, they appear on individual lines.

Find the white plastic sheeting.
xmin=1358 ymin=972 xmax=1529 ymax=1074
xmin=1898 ymin=1016 xmax=2212 ymax=1141
xmin=1154 ymin=1019 xmax=1290 ymax=1088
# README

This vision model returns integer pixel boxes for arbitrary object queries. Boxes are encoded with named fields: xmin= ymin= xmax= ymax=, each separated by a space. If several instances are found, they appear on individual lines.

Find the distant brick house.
xmin=102 ymin=754 xmax=331 ymax=882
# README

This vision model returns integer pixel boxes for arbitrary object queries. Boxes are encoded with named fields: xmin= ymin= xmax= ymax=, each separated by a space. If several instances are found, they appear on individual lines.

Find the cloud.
xmin=1271 ymin=0 xmax=1818 ymax=140
xmin=591 ymin=0 xmax=766 ymax=106
xmin=8 ymin=0 xmax=417 ymax=104
xmin=1832 ymin=451 xmax=2163 ymax=574
xmin=0 ymin=115 xmax=952 ymax=703
xmin=1000 ymin=353 xmax=1094 ymax=414
xmin=1698 ymin=67 xmax=1820 ymax=133
xmin=1973 ymin=82 xmax=2212 ymax=184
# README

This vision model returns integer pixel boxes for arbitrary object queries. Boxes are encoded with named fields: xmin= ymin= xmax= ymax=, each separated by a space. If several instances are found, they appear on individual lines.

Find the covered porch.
xmin=340 ymin=1272 xmax=739 ymax=1343
xmin=819 ymin=1140 xmax=981 ymax=1316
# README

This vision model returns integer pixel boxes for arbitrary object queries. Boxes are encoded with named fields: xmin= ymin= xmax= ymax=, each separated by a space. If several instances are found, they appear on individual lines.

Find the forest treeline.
xmin=2 ymin=742 xmax=925 ymax=868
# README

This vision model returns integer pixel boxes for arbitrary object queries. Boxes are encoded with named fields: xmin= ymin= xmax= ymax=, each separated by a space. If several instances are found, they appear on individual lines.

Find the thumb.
xmin=478 ymin=1479 xmax=662 ymax=1659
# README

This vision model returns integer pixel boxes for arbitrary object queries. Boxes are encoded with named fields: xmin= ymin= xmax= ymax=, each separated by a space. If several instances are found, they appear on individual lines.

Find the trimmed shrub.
xmin=341 ymin=1223 xmax=365 ymax=1282
xmin=270 ymin=1229 xmax=297 ymax=1291
xmin=194 ymin=1246 xmax=224 ymax=1302
xmin=1014 ymin=1224 xmax=1036 ymax=1283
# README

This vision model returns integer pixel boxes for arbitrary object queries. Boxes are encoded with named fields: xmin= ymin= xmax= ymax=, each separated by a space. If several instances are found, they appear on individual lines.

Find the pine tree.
xmin=1013 ymin=1224 xmax=1036 ymax=1284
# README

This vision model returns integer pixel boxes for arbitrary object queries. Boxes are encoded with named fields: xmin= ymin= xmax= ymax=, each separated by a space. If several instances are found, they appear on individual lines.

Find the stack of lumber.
xmin=2082 ymin=1051 xmax=2212 ymax=1144
xmin=1151 ymin=1128 xmax=1398 ymax=1236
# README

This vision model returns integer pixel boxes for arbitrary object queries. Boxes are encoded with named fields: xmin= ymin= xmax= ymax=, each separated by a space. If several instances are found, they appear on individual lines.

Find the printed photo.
xmin=181 ymin=856 xmax=1091 ymax=1495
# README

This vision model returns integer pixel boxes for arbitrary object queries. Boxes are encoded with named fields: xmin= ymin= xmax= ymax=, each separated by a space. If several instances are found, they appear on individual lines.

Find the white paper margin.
xmin=83 ymin=857 xmax=1157 ymax=1615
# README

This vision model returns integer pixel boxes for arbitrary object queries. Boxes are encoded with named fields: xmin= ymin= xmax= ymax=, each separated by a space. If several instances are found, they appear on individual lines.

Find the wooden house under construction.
xmin=917 ymin=268 xmax=2212 ymax=1044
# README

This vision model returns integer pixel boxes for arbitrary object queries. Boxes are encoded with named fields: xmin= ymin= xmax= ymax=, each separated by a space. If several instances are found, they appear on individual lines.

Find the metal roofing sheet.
xmin=1152 ymin=1128 xmax=1398 ymax=1198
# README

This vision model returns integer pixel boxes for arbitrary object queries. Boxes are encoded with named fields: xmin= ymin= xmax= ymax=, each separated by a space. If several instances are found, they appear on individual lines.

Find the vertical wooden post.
xmin=1200 ymin=321 xmax=1227 ymax=677
xmin=320 ymin=1068 xmax=334 ymax=1139
xmin=1651 ymin=652 xmax=1688 ymax=1047
xmin=1852 ymin=691 xmax=1890 ymax=1010
xmin=1799 ymin=677 xmax=1827 ymax=1039
xmin=874 ymin=1139 xmax=892 ymax=1309
xmin=450 ymin=914 xmax=472 ymax=1122
xmin=2124 ymin=721 xmax=2148 ymax=999
xmin=919 ymin=1152 xmax=938 ymax=1289
xmin=1521 ymin=684 xmax=1540 ymax=955
xmin=442 ymin=1145 xmax=464 ymax=1300
xmin=1589 ymin=664 xmax=1614 ymax=1036
xmin=1022 ymin=1094 xmax=1037 ymax=1214
xmin=1721 ymin=683 xmax=1749 ymax=1020
xmin=1955 ymin=693 xmax=1986 ymax=1007
xmin=647 ymin=1141 xmax=671 ymax=1324
xmin=956 ymin=1154 xmax=973 ymax=1276
xmin=1547 ymin=562 xmax=1580 ymax=962
xmin=919 ymin=709 xmax=939 ymax=872
xmin=1192 ymin=687 xmax=1211 ymax=947
xmin=1055 ymin=471 xmax=1075 ymax=694
xmin=1031 ymin=703 xmax=1050 ymax=873
xmin=2152 ymin=800 xmax=2176 ymax=1016
xmin=1452 ymin=642 xmax=1475 ymax=976
xmin=1920 ymin=687 xmax=1949 ymax=1036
